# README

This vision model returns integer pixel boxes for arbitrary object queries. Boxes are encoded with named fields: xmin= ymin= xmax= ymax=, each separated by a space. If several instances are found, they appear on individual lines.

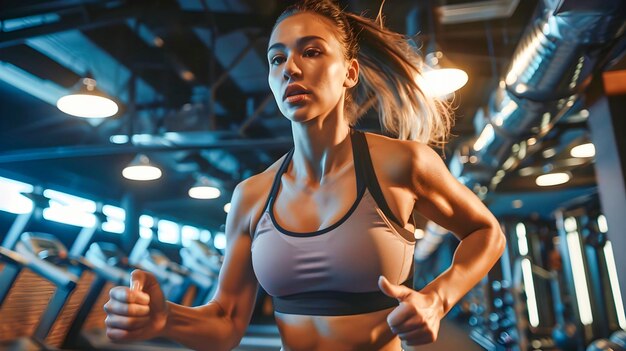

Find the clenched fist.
xmin=378 ymin=276 xmax=445 ymax=351
xmin=104 ymin=270 xmax=169 ymax=341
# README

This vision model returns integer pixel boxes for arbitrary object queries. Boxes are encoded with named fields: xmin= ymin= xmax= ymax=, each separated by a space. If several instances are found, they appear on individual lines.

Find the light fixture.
xmin=57 ymin=75 xmax=119 ymax=118
xmin=223 ymin=203 xmax=231 ymax=213
xmin=536 ymin=172 xmax=570 ymax=186
xmin=570 ymin=143 xmax=595 ymax=158
xmin=189 ymin=175 xmax=221 ymax=200
xmin=419 ymin=65 xmax=469 ymax=98
xmin=122 ymin=154 xmax=162 ymax=181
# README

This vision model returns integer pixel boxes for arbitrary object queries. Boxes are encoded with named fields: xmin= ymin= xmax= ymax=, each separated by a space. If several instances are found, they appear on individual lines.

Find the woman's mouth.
xmin=285 ymin=93 xmax=309 ymax=103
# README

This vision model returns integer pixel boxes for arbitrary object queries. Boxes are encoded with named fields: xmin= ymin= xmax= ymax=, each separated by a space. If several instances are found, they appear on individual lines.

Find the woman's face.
xmin=267 ymin=12 xmax=358 ymax=123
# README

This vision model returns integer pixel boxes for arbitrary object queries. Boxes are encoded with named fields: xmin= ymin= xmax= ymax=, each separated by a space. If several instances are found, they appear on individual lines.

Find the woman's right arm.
xmin=105 ymin=178 xmax=262 ymax=351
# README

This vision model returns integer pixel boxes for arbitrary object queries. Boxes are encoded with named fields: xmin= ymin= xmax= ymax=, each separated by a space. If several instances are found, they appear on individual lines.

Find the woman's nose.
xmin=283 ymin=57 xmax=301 ymax=80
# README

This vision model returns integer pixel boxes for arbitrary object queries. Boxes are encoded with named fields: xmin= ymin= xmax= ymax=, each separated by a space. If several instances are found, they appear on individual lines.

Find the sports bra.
xmin=251 ymin=129 xmax=416 ymax=316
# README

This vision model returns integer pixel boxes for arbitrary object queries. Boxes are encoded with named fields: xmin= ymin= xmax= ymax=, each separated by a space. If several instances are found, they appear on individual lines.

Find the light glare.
xmin=419 ymin=68 xmax=468 ymax=98
xmin=570 ymin=143 xmax=595 ymax=158
xmin=536 ymin=173 xmax=570 ymax=187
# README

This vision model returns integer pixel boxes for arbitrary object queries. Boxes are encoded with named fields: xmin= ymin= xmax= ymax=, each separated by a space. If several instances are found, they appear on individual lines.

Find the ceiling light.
xmin=122 ymin=154 xmax=162 ymax=181
xmin=189 ymin=176 xmax=221 ymax=200
xmin=542 ymin=148 xmax=557 ymax=158
xmin=536 ymin=172 xmax=570 ymax=187
xmin=570 ymin=143 xmax=595 ymax=158
xmin=56 ymin=76 xmax=118 ymax=118
xmin=419 ymin=67 xmax=468 ymax=98
xmin=224 ymin=203 xmax=231 ymax=213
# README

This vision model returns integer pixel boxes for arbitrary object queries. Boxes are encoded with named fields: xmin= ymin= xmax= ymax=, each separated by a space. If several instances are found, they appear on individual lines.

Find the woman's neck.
xmin=290 ymin=115 xmax=352 ymax=185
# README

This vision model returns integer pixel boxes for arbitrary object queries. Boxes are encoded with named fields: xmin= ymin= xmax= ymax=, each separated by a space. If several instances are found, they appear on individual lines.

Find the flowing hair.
xmin=274 ymin=0 xmax=453 ymax=148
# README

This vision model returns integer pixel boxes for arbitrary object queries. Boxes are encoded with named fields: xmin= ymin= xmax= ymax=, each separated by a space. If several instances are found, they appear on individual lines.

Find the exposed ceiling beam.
xmin=0 ymin=137 xmax=293 ymax=163
xmin=0 ymin=3 xmax=271 ymax=49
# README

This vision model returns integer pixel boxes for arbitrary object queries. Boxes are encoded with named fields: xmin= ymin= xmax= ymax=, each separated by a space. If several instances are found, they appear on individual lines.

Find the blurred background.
xmin=0 ymin=0 xmax=624 ymax=350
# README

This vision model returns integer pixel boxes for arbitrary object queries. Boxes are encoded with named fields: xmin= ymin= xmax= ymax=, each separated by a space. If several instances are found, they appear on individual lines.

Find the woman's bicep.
xmin=210 ymin=181 xmax=260 ymax=338
xmin=411 ymin=144 xmax=498 ymax=241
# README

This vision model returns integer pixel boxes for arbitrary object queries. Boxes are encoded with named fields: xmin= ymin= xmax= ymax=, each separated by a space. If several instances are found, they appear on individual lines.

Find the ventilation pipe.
xmin=450 ymin=0 xmax=626 ymax=191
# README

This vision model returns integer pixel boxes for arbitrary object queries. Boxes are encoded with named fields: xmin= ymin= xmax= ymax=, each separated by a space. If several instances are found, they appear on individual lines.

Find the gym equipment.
xmin=586 ymin=338 xmax=626 ymax=351
xmin=15 ymin=232 xmax=125 ymax=349
xmin=610 ymin=331 xmax=626 ymax=348
xmin=180 ymin=239 xmax=223 ymax=305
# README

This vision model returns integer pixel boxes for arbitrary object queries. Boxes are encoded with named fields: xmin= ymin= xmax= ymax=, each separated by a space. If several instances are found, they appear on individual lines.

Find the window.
xmin=42 ymin=189 xmax=96 ymax=227
xmin=181 ymin=225 xmax=200 ymax=247
xmin=0 ymin=176 xmax=34 ymax=214
xmin=157 ymin=219 xmax=179 ymax=244
xmin=139 ymin=214 xmax=155 ymax=239
xmin=102 ymin=204 xmax=125 ymax=234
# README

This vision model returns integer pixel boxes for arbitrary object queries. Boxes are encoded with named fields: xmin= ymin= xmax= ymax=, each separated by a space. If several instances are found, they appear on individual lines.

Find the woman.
xmin=104 ymin=1 xmax=506 ymax=350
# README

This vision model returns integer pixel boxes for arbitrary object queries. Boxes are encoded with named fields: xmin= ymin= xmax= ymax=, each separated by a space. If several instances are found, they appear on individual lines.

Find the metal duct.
xmin=451 ymin=0 xmax=626 ymax=189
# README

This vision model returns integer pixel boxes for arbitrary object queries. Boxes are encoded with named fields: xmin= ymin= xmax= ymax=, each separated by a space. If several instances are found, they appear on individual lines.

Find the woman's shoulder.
xmin=362 ymin=131 xmax=437 ymax=186
xmin=230 ymin=151 xmax=291 ymax=232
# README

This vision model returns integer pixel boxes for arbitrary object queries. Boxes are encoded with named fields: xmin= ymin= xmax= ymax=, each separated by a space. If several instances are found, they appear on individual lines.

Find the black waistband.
xmin=272 ymin=276 xmax=414 ymax=316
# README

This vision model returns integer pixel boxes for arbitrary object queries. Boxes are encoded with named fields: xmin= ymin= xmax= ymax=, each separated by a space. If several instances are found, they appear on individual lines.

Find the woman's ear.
xmin=344 ymin=58 xmax=359 ymax=88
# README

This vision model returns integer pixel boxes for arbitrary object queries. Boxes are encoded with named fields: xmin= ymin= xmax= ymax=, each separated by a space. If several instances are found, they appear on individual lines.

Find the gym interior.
xmin=0 ymin=0 xmax=625 ymax=350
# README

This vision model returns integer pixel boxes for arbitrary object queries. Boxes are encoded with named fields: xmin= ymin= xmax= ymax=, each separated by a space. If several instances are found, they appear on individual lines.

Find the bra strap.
xmin=261 ymin=147 xmax=295 ymax=213
xmin=350 ymin=130 xmax=402 ymax=226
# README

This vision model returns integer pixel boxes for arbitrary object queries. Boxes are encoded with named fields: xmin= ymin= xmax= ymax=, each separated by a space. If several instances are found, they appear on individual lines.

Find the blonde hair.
xmin=274 ymin=0 xmax=453 ymax=148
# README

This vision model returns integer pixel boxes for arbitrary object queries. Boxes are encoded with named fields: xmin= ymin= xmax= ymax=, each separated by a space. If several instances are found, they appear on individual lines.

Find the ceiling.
xmin=0 ymin=0 xmax=622 ymax=229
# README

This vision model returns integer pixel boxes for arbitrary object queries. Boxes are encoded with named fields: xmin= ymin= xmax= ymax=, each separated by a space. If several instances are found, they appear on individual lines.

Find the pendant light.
xmin=189 ymin=175 xmax=221 ymax=200
xmin=57 ymin=75 xmax=119 ymax=118
xmin=417 ymin=0 xmax=468 ymax=98
xmin=122 ymin=154 xmax=162 ymax=181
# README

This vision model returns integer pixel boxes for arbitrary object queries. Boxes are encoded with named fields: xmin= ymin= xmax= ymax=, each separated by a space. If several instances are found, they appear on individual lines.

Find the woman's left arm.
xmin=379 ymin=142 xmax=506 ymax=347
xmin=410 ymin=142 xmax=506 ymax=314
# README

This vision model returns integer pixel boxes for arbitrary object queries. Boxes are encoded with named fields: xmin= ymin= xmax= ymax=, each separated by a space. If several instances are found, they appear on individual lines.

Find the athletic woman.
xmin=104 ymin=1 xmax=506 ymax=350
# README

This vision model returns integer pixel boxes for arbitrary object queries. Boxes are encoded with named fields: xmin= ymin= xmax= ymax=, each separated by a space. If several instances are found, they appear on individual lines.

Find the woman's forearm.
xmin=161 ymin=301 xmax=240 ymax=351
xmin=420 ymin=226 xmax=506 ymax=315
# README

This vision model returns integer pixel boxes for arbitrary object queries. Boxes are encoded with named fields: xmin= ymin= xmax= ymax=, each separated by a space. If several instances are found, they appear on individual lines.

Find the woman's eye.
xmin=270 ymin=56 xmax=285 ymax=65
xmin=304 ymin=49 xmax=321 ymax=57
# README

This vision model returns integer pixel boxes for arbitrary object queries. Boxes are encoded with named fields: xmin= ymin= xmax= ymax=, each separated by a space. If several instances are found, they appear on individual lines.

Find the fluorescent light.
xmin=157 ymin=219 xmax=179 ymax=244
xmin=214 ymin=232 xmax=226 ymax=250
xmin=597 ymin=215 xmax=608 ymax=233
xmin=43 ymin=207 xmax=96 ymax=227
xmin=603 ymin=241 xmax=626 ymax=329
xmin=122 ymin=154 xmax=162 ymax=181
xmin=521 ymin=258 xmax=539 ymax=327
xmin=566 ymin=231 xmax=594 ymax=325
xmin=536 ymin=173 xmax=570 ymax=186
xmin=516 ymin=223 xmax=528 ymax=256
xmin=542 ymin=148 xmax=557 ymax=158
xmin=570 ymin=143 xmax=595 ymax=158
xmin=564 ymin=217 xmax=578 ymax=232
xmin=181 ymin=225 xmax=201 ymax=247
xmin=224 ymin=203 xmax=231 ymax=213
xmin=110 ymin=135 xmax=129 ymax=144
xmin=0 ymin=177 xmax=34 ymax=214
xmin=102 ymin=220 xmax=124 ymax=234
xmin=473 ymin=124 xmax=494 ymax=151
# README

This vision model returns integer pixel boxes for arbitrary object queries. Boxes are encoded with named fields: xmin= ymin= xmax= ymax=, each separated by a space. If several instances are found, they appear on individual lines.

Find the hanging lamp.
xmin=57 ymin=75 xmax=119 ymax=118
xmin=122 ymin=154 xmax=162 ymax=181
